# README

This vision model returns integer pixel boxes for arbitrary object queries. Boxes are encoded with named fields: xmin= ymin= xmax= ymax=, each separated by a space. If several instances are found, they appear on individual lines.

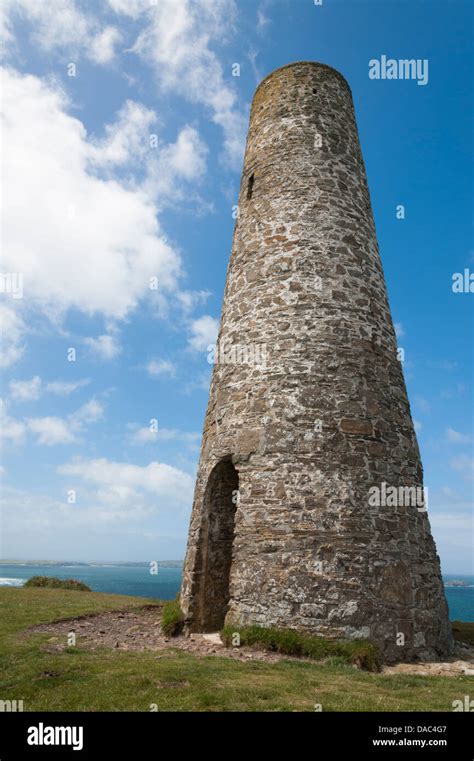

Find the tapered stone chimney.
xmin=180 ymin=62 xmax=452 ymax=662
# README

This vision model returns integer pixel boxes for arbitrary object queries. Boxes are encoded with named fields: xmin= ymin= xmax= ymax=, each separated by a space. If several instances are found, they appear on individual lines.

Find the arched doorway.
xmin=193 ymin=458 xmax=238 ymax=632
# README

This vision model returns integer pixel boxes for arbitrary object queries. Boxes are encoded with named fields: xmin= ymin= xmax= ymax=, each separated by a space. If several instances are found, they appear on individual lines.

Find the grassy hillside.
xmin=0 ymin=587 xmax=471 ymax=712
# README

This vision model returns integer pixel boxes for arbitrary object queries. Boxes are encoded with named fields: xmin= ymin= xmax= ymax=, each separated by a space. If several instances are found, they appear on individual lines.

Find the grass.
xmin=0 ymin=587 xmax=472 ymax=712
xmin=23 ymin=576 xmax=92 ymax=592
xmin=161 ymin=597 xmax=185 ymax=636
xmin=221 ymin=625 xmax=381 ymax=672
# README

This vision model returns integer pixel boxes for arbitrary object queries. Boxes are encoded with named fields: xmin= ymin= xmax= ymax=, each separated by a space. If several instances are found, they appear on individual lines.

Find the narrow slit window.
xmin=247 ymin=173 xmax=255 ymax=201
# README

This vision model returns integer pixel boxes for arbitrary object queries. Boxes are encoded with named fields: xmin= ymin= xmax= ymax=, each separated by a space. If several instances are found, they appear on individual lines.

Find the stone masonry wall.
xmin=180 ymin=62 xmax=452 ymax=663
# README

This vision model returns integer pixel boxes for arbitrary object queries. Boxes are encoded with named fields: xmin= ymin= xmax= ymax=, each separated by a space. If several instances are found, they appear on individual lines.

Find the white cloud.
xmin=107 ymin=0 xmax=144 ymax=18
xmin=26 ymin=416 xmax=76 ymax=446
xmin=0 ymin=305 xmax=26 ymax=368
xmin=131 ymin=427 xmax=159 ymax=445
xmin=158 ymin=125 xmax=207 ymax=181
xmin=394 ymin=322 xmax=405 ymax=338
xmin=84 ymin=334 xmax=122 ymax=361
xmin=1 ymin=68 xmax=184 ymax=328
xmin=9 ymin=376 xmax=42 ymax=401
xmin=73 ymin=399 xmax=105 ymax=425
xmin=176 ymin=290 xmax=211 ymax=314
xmin=1 ymin=0 xmax=122 ymax=64
xmin=145 ymin=125 xmax=208 ymax=200
xmin=413 ymin=420 xmax=422 ymax=433
xmin=87 ymin=92 xmax=208 ymax=204
xmin=89 ymin=99 xmax=156 ymax=169
xmin=0 ymin=399 xmax=26 ymax=444
xmin=257 ymin=7 xmax=271 ymax=32
xmin=146 ymin=359 xmax=177 ymax=378
xmin=89 ymin=25 xmax=123 ymax=64
xmin=129 ymin=424 xmax=200 ymax=448
xmin=26 ymin=398 xmax=104 ymax=446
xmin=9 ymin=377 xmax=91 ymax=399
xmin=116 ymin=0 xmax=247 ymax=168
xmin=1 ymin=462 xmax=192 ymax=558
xmin=188 ymin=315 xmax=219 ymax=351
xmin=1 ymin=68 xmax=214 ymax=367
xmin=0 ymin=397 xmax=104 ymax=447
xmin=447 ymin=427 xmax=471 ymax=444
xmin=46 ymin=379 xmax=90 ymax=395
xmin=58 ymin=457 xmax=194 ymax=507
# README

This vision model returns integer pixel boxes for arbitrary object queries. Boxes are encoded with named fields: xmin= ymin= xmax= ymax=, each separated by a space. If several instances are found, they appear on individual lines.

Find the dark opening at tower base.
xmin=192 ymin=458 xmax=238 ymax=632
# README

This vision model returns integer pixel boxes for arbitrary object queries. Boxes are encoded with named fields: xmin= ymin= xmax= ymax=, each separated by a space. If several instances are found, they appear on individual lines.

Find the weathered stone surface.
xmin=340 ymin=419 xmax=373 ymax=435
xmin=180 ymin=62 xmax=452 ymax=663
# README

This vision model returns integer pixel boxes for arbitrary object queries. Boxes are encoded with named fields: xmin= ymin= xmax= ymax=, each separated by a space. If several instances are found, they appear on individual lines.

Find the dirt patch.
xmin=383 ymin=654 xmax=474 ymax=677
xmin=29 ymin=606 xmax=474 ymax=673
xmin=29 ymin=606 xmax=286 ymax=663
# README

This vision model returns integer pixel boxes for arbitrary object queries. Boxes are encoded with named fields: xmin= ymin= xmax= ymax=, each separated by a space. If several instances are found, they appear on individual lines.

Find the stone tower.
xmin=180 ymin=62 xmax=452 ymax=662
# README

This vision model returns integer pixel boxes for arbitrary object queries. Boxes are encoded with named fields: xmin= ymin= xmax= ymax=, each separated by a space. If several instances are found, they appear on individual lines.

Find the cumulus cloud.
xmin=88 ymin=25 xmax=123 ymax=64
xmin=8 ymin=377 xmax=90 ymax=400
xmin=129 ymin=423 xmax=200 ymax=448
xmin=1 ymin=0 xmax=122 ymax=64
xmin=145 ymin=125 xmax=208 ymax=201
xmin=0 ymin=305 xmax=26 ymax=368
xmin=9 ymin=376 xmax=42 ymax=401
xmin=109 ymin=0 xmax=246 ymax=168
xmin=58 ymin=456 xmax=194 ymax=508
xmin=88 ymin=99 xmax=156 ymax=169
xmin=146 ymin=359 xmax=177 ymax=378
xmin=130 ymin=426 xmax=159 ymax=445
xmin=0 ymin=397 xmax=104 ymax=447
xmin=1 ymin=463 xmax=193 ymax=559
xmin=26 ymin=399 xmax=104 ymax=446
xmin=1 ymin=68 xmax=212 ymax=368
xmin=2 ymin=68 xmax=183 ymax=323
xmin=0 ymin=399 xmax=26 ymax=444
xmin=188 ymin=315 xmax=219 ymax=351
xmin=26 ymin=416 xmax=77 ymax=446
xmin=107 ymin=0 xmax=144 ymax=18
xmin=45 ymin=379 xmax=90 ymax=395
xmin=84 ymin=335 xmax=122 ymax=361
xmin=73 ymin=399 xmax=104 ymax=425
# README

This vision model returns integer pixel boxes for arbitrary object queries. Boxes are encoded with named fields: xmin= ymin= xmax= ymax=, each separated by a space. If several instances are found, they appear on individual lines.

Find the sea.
xmin=0 ymin=564 xmax=472 ymax=622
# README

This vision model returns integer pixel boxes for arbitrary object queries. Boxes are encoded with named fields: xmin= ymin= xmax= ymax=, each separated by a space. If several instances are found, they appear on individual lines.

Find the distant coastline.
xmin=445 ymin=579 xmax=470 ymax=588
xmin=0 ymin=562 xmax=472 ymax=621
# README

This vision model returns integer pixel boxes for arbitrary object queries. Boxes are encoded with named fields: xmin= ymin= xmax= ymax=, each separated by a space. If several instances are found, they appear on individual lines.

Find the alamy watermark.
xmin=0 ymin=699 xmax=24 ymax=711
xmin=369 ymin=56 xmax=429 ymax=86
xmin=452 ymin=269 xmax=473 ymax=293
xmin=207 ymin=341 xmax=268 ymax=368
xmin=452 ymin=696 xmax=473 ymax=711
xmin=368 ymin=482 xmax=428 ymax=512
xmin=0 ymin=272 xmax=23 ymax=299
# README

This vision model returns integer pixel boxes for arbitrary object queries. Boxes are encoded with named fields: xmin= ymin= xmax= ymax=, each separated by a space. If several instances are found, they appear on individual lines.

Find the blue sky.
xmin=0 ymin=0 xmax=472 ymax=571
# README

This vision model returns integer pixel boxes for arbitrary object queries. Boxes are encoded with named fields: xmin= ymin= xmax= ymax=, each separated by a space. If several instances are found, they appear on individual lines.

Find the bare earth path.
xmin=29 ymin=604 xmax=474 ymax=675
